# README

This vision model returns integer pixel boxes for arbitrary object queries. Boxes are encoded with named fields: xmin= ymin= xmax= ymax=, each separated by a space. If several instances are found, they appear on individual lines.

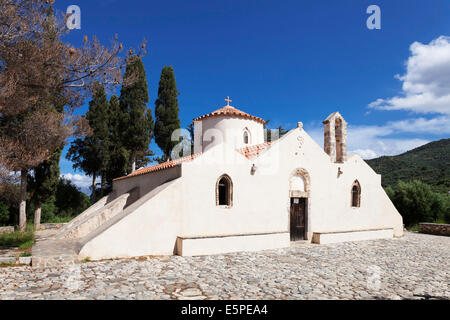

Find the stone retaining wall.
xmin=39 ymin=223 xmax=67 ymax=230
xmin=419 ymin=223 xmax=450 ymax=236
xmin=0 ymin=224 xmax=67 ymax=234
xmin=32 ymin=254 xmax=79 ymax=268
xmin=0 ymin=226 xmax=14 ymax=234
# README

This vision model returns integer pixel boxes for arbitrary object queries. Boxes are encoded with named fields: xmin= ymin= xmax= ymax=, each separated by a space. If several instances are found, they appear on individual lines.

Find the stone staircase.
xmin=56 ymin=195 xmax=112 ymax=236
xmin=32 ymin=188 xmax=139 ymax=268
xmin=55 ymin=192 xmax=132 ymax=239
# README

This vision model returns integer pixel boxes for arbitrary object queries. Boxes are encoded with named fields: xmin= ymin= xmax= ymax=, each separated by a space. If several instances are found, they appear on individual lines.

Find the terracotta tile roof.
xmin=113 ymin=153 xmax=202 ymax=181
xmin=193 ymin=105 xmax=265 ymax=124
xmin=236 ymin=142 xmax=272 ymax=160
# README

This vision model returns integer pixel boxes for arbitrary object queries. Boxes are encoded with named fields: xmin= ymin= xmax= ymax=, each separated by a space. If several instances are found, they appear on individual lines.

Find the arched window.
xmin=351 ymin=180 xmax=361 ymax=207
xmin=216 ymin=174 xmax=233 ymax=207
xmin=243 ymin=130 xmax=249 ymax=144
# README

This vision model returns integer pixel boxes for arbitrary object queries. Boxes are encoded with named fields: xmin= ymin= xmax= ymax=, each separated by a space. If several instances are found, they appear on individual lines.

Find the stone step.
xmin=312 ymin=228 xmax=394 ymax=244
xmin=0 ymin=256 xmax=16 ymax=264
xmin=176 ymin=232 xmax=290 ymax=256
xmin=18 ymin=256 xmax=32 ymax=265
xmin=31 ymin=239 xmax=81 ymax=268
xmin=0 ymin=256 xmax=32 ymax=265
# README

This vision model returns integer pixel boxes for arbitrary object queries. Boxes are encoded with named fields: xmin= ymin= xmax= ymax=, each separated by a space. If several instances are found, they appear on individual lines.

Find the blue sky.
xmin=54 ymin=0 xmax=450 ymax=192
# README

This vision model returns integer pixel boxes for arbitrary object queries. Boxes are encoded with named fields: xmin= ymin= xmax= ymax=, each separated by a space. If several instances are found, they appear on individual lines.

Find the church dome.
xmin=193 ymin=97 xmax=265 ymax=153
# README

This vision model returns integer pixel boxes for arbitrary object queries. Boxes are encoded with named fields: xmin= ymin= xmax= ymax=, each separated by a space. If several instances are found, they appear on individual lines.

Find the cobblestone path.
xmin=0 ymin=232 xmax=448 ymax=300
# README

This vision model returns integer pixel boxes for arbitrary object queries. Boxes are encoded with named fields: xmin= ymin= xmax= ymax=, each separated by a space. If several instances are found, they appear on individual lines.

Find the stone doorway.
xmin=290 ymin=197 xmax=307 ymax=241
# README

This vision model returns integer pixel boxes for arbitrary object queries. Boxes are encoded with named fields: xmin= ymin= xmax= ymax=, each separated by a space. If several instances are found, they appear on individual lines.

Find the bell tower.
xmin=323 ymin=112 xmax=347 ymax=163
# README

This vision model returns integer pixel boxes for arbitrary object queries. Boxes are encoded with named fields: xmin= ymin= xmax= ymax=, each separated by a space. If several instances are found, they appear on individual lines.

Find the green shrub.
xmin=387 ymin=180 xmax=448 ymax=227
xmin=0 ymin=183 xmax=20 ymax=226
xmin=407 ymin=224 xmax=419 ymax=232
xmin=25 ymin=178 xmax=92 ymax=225
xmin=40 ymin=201 xmax=58 ymax=223
xmin=0 ymin=229 xmax=34 ymax=248
xmin=18 ymin=239 xmax=34 ymax=250
xmin=0 ymin=262 xmax=14 ymax=267
xmin=55 ymin=178 xmax=91 ymax=217
xmin=435 ymin=193 xmax=450 ymax=224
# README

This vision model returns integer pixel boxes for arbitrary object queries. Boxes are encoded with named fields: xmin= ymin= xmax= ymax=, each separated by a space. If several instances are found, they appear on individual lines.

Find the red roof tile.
xmin=113 ymin=153 xmax=202 ymax=181
xmin=193 ymin=105 xmax=265 ymax=124
xmin=236 ymin=142 xmax=272 ymax=160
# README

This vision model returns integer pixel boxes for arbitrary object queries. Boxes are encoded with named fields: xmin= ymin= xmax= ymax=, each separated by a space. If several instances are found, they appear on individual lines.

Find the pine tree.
xmin=154 ymin=66 xmax=181 ymax=161
xmin=119 ymin=55 xmax=154 ymax=172
xmin=0 ymin=1 xmax=124 ymax=231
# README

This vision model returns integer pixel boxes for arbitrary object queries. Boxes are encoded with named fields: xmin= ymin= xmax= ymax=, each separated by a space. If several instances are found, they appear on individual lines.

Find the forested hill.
xmin=366 ymin=138 xmax=450 ymax=193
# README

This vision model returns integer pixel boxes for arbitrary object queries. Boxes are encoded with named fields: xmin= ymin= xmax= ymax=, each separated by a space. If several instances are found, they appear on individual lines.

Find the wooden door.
xmin=290 ymin=198 xmax=306 ymax=241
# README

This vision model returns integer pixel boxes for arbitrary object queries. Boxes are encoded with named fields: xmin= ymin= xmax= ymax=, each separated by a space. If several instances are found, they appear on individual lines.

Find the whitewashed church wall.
xmin=177 ymin=126 xmax=403 ymax=240
xmin=272 ymin=127 xmax=336 ymax=240
xmin=79 ymin=179 xmax=183 ymax=259
xmin=280 ymin=127 xmax=403 ymax=238
xmin=178 ymin=150 xmax=285 ymax=237
xmin=309 ymin=155 xmax=403 ymax=237
xmin=378 ymin=186 xmax=404 ymax=236
xmin=174 ymin=129 xmax=318 ymax=238
xmin=112 ymin=166 xmax=181 ymax=200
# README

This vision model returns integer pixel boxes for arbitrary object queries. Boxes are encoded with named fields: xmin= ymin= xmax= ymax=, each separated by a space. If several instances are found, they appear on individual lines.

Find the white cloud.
xmin=61 ymin=173 xmax=99 ymax=194
xmin=351 ymin=149 xmax=378 ymax=159
xmin=348 ymin=136 xmax=428 ymax=159
xmin=369 ymin=36 xmax=450 ymax=115
xmin=386 ymin=115 xmax=450 ymax=134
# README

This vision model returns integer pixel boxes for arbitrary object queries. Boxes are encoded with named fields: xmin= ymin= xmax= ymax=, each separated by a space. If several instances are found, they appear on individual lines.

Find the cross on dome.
xmin=224 ymin=96 xmax=232 ymax=106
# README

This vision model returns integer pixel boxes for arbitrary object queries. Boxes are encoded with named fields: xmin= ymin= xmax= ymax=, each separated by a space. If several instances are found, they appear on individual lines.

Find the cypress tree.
xmin=66 ymin=84 xmax=110 ymax=201
xmin=88 ymin=84 xmax=111 ymax=196
xmin=264 ymin=120 xmax=289 ymax=142
xmin=154 ymin=66 xmax=181 ymax=161
xmin=103 ymin=95 xmax=129 ymax=189
xmin=119 ymin=55 xmax=154 ymax=172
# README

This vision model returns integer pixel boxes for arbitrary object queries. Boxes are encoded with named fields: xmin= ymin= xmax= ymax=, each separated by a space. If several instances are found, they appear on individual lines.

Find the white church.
xmin=53 ymin=98 xmax=404 ymax=261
